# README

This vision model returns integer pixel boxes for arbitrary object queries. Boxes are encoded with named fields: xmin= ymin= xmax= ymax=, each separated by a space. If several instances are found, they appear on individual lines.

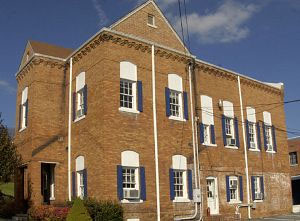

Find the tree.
xmin=0 ymin=113 xmax=21 ymax=183
xmin=67 ymin=198 xmax=92 ymax=221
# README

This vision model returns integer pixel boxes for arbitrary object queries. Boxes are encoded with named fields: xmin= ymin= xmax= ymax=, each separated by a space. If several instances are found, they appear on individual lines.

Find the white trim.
xmin=109 ymin=0 xmax=189 ymax=53
xmin=249 ymin=149 xmax=261 ymax=152
xmin=266 ymin=150 xmax=276 ymax=154
xmin=74 ymin=115 xmax=86 ymax=123
xmin=173 ymin=198 xmax=191 ymax=203
xmin=147 ymin=24 xmax=157 ymax=29
xmin=121 ymin=199 xmax=143 ymax=204
xmin=225 ymin=146 xmax=239 ymax=149
xmin=169 ymin=116 xmax=186 ymax=122
xmin=16 ymin=53 xmax=66 ymax=77
xmin=195 ymin=58 xmax=283 ymax=91
xmin=19 ymin=127 xmax=27 ymax=132
xmin=119 ymin=107 xmax=140 ymax=114
xmin=288 ymin=136 xmax=300 ymax=140
xmin=203 ymin=143 xmax=217 ymax=147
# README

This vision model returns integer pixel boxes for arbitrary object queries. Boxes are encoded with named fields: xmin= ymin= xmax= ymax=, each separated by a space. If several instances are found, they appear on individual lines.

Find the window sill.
xmin=225 ymin=146 xmax=238 ymax=150
xmin=19 ymin=127 xmax=27 ymax=133
xmin=266 ymin=150 xmax=276 ymax=154
xmin=169 ymin=116 xmax=186 ymax=122
xmin=291 ymin=164 xmax=298 ymax=167
xmin=119 ymin=107 xmax=140 ymax=114
xmin=202 ymin=143 xmax=217 ymax=147
xmin=121 ymin=199 xmax=143 ymax=204
xmin=249 ymin=148 xmax=260 ymax=152
xmin=74 ymin=115 xmax=86 ymax=123
xmin=50 ymin=197 xmax=55 ymax=201
xmin=173 ymin=198 xmax=191 ymax=203
xmin=229 ymin=200 xmax=242 ymax=204
xmin=254 ymin=199 xmax=263 ymax=203
xmin=147 ymin=23 xmax=157 ymax=28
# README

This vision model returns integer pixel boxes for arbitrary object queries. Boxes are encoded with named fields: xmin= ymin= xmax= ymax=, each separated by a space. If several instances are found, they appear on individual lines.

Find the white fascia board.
xmin=195 ymin=58 xmax=283 ymax=91
xmin=288 ymin=136 xmax=300 ymax=140
xmin=15 ymin=53 xmax=66 ymax=77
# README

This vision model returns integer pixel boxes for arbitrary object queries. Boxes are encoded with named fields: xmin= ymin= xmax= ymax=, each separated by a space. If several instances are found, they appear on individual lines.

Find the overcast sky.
xmin=0 ymin=0 xmax=299 ymax=137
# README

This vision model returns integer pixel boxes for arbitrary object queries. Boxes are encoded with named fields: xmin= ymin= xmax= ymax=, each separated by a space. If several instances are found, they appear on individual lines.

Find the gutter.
xmin=151 ymin=45 xmax=161 ymax=221
xmin=237 ymin=76 xmax=251 ymax=219
xmin=67 ymin=58 xmax=73 ymax=201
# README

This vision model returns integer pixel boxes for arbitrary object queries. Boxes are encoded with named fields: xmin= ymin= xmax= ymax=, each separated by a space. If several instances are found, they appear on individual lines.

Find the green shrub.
xmin=84 ymin=198 xmax=123 ymax=221
xmin=67 ymin=198 xmax=91 ymax=221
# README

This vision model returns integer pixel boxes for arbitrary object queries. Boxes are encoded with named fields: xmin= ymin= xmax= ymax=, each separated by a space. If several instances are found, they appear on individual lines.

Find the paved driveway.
xmin=253 ymin=213 xmax=300 ymax=221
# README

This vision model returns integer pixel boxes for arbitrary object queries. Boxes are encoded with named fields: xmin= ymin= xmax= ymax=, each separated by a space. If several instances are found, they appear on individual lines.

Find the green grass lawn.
xmin=0 ymin=182 xmax=14 ymax=197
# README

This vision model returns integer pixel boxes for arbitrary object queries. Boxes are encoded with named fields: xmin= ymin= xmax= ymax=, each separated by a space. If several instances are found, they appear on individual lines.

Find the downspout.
xmin=237 ymin=76 xmax=251 ymax=219
xmin=174 ymin=61 xmax=200 ymax=221
xmin=67 ymin=58 xmax=73 ymax=201
xmin=151 ymin=45 xmax=161 ymax=221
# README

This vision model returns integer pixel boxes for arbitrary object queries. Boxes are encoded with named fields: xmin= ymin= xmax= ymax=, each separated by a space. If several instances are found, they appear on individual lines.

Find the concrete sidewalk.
xmin=253 ymin=213 xmax=300 ymax=221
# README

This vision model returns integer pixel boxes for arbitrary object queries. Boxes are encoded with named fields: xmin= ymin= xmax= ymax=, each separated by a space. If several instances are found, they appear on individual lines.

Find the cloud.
xmin=91 ymin=0 xmax=109 ymax=27
xmin=133 ymin=0 xmax=188 ymax=9
xmin=174 ymin=0 xmax=260 ymax=44
xmin=0 ymin=80 xmax=16 ymax=94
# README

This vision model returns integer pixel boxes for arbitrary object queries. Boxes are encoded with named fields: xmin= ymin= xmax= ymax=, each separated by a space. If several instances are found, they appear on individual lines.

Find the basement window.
xmin=147 ymin=14 xmax=156 ymax=27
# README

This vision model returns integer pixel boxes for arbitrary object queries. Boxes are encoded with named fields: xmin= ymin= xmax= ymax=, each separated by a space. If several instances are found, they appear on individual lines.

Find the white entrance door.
xmin=206 ymin=177 xmax=219 ymax=215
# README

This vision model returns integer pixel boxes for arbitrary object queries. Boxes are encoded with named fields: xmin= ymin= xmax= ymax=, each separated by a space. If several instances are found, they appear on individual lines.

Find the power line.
xmin=183 ymin=0 xmax=191 ymax=52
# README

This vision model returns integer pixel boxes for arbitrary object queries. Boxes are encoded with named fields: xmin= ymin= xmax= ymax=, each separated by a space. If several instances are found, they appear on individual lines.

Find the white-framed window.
xmin=78 ymin=170 xmax=84 ymax=199
xmin=223 ymin=101 xmax=237 ymax=147
xmin=253 ymin=176 xmax=263 ymax=200
xmin=75 ymin=72 xmax=86 ymax=120
xmin=147 ymin=14 xmax=156 ymax=27
xmin=265 ymin=125 xmax=273 ymax=151
xmin=229 ymin=176 xmax=239 ymax=202
xmin=75 ymin=156 xmax=85 ymax=199
xmin=248 ymin=122 xmax=257 ymax=149
xmin=120 ymin=151 xmax=142 ymax=201
xmin=246 ymin=107 xmax=258 ymax=150
xmin=19 ymin=87 xmax=28 ymax=131
xmin=167 ymin=74 xmax=186 ymax=121
xmin=200 ymin=95 xmax=215 ymax=145
xmin=170 ymin=90 xmax=182 ymax=118
xmin=120 ymin=79 xmax=135 ymax=109
xmin=172 ymin=155 xmax=188 ymax=201
xmin=290 ymin=152 xmax=298 ymax=165
xmin=119 ymin=61 xmax=139 ymax=113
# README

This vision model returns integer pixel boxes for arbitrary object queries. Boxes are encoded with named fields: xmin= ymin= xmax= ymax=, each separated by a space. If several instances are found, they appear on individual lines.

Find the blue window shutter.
xmin=18 ymin=104 xmax=22 ymax=130
xmin=25 ymin=100 xmax=29 ymax=127
xmin=251 ymin=176 xmax=255 ymax=201
xmin=245 ymin=120 xmax=250 ymax=149
xmin=272 ymin=126 xmax=277 ymax=152
xmin=256 ymin=122 xmax=262 ymax=150
xmin=165 ymin=87 xmax=170 ymax=117
xmin=234 ymin=117 xmax=240 ymax=147
xmin=260 ymin=176 xmax=265 ymax=200
xmin=187 ymin=169 xmax=193 ymax=200
xmin=117 ymin=165 xmax=123 ymax=200
xmin=211 ymin=125 xmax=216 ymax=144
xmin=262 ymin=122 xmax=267 ymax=151
xmin=226 ymin=176 xmax=230 ymax=202
xmin=83 ymin=85 xmax=87 ymax=115
xmin=199 ymin=123 xmax=204 ymax=144
xmin=72 ymin=92 xmax=76 ymax=121
xmin=183 ymin=91 xmax=189 ymax=120
xmin=169 ymin=168 xmax=175 ymax=200
xmin=72 ymin=171 xmax=76 ymax=198
xmin=140 ymin=167 xmax=146 ymax=201
xmin=239 ymin=176 xmax=243 ymax=202
xmin=137 ymin=81 xmax=143 ymax=112
xmin=222 ymin=115 xmax=227 ymax=146
xmin=83 ymin=169 xmax=88 ymax=198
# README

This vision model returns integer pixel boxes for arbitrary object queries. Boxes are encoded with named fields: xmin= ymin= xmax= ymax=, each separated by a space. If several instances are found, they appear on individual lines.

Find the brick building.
xmin=14 ymin=1 xmax=292 ymax=220
xmin=288 ymin=137 xmax=300 ymax=213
